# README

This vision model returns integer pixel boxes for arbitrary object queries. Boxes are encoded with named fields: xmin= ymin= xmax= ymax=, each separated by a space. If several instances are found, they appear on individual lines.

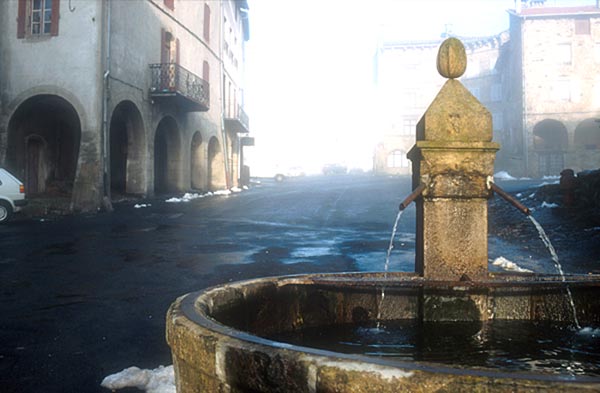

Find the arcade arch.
xmin=207 ymin=137 xmax=226 ymax=191
xmin=533 ymin=119 xmax=568 ymax=176
xmin=154 ymin=117 xmax=182 ymax=194
xmin=190 ymin=132 xmax=205 ymax=190
xmin=109 ymin=101 xmax=146 ymax=197
xmin=6 ymin=94 xmax=81 ymax=196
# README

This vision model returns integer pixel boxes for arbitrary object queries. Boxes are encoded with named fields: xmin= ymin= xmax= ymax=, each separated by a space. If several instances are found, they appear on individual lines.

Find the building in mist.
xmin=374 ymin=3 xmax=600 ymax=178
xmin=0 ymin=0 xmax=252 ymax=212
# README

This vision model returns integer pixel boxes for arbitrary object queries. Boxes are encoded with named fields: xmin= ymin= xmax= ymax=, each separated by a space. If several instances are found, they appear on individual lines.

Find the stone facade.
xmin=374 ymin=3 xmax=600 ymax=178
xmin=0 ymin=0 xmax=251 ymax=212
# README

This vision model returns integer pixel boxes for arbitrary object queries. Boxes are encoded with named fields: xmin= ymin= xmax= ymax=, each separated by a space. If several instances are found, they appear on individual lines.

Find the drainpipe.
xmin=219 ymin=2 xmax=231 ymax=189
xmin=101 ymin=0 xmax=113 ymax=210
xmin=521 ymin=16 xmax=529 ymax=176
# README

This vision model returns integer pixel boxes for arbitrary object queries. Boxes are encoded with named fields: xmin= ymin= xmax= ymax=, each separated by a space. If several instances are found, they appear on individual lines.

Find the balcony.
xmin=149 ymin=63 xmax=209 ymax=112
xmin=224 ymin=104 xmax=250 ymax=133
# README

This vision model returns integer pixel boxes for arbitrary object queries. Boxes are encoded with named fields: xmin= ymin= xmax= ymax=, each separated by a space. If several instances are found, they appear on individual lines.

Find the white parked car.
xmin=0 ymin=168 xmax=27 ymax=223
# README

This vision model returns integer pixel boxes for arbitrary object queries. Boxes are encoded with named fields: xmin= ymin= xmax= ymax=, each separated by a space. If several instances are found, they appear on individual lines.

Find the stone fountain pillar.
xmin=408 ymin=38 xmax=499 ymax=281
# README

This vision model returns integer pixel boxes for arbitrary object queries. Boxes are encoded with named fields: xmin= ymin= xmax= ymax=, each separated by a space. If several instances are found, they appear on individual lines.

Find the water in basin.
xmin=269 ymin=320 xmax=600 ymax=377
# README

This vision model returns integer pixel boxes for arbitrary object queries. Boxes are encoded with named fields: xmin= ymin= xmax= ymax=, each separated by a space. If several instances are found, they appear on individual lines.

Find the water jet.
xmin=167 ymin=38 xmax=600 ymax=392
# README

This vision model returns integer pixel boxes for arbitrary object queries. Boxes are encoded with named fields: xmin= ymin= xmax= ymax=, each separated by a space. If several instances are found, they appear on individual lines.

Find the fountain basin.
xmin=167 ymin=272 xmax=600 ymax=392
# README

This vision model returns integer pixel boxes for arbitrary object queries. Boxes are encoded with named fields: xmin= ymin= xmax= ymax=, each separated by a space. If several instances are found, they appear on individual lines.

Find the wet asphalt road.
xmin=0 ymin=174 xmax=598 ymax=393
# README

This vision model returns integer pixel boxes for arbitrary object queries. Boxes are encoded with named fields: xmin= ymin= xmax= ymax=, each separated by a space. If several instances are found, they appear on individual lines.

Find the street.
xmin=0 ymin=174 xmax=598 ymax=392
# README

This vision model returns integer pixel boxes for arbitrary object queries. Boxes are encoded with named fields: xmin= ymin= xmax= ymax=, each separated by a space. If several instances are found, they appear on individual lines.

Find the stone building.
xmin=0 ymin=0 xmax=251 ymax=212
xmin=374 ymin=2 xmax=600 ymax=178
xmin=506 ymin=4 xmax=600 ymax=177
xmin=373 ymin=34 xmax=507 ymax=175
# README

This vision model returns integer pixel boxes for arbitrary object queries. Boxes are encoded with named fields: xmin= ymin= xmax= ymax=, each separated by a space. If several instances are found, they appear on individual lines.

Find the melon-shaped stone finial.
xmin=437 ymin=37 xmax=467 ymax=79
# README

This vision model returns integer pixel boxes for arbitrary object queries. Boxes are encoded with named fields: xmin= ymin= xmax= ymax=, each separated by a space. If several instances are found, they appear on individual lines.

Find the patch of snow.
xmin=528 ymin=193 xmax=536 ymax=198
xmin=494 ymin=171 xmax=516 ymax=181
xmin=577 ymin=327 xmax=600 ymax=337
xmin=243 ymin=185 xmax=249 ymax=190
xmin=492 ymin=256 xmax=533 ymax=273
xmin=542 ymin=175 xmax=560 ymax=180
xmin=134 ymin=204 xmax=151 ymax=208
xmin=101 ymin=365 xmax=175 ymax=393
xmin=540 ymin=201 xmax=559 ymax=208
xmin=537 ymin=181 xmax=560 ymax=187
xmin=584 ymin=227 xmax=600 ymax=232
xmin=516 ymin=193 xmax=522 ymax=198
xmin=165 ymin=188 xmax=241 ymax=203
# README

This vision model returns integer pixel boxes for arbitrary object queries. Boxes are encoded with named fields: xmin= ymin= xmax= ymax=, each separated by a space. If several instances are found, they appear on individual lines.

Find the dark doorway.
xmin=154 ymin=117 xmax=181 ymax=194
xmin=109 ymin=101 xmax=146 ymax=198
xmin=7 ymin=95 xmax=81 ymax=197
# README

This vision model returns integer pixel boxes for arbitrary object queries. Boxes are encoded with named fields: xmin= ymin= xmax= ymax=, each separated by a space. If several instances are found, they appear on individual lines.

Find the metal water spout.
xmin=407 ymin=37 xmax=500 ymax=281
xmin=487 ymin=177 xmax=531 ymax=216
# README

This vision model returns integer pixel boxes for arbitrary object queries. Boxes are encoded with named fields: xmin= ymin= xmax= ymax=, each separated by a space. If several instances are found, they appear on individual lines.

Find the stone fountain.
xmin=166 ymin=38 xmax=600 ymax=392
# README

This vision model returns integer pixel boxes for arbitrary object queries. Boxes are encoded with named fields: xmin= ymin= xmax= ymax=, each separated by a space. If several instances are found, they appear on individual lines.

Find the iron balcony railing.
xmin=224 ymin=104 xmax=250 ymax=133
xmin=149 ymin=63 xmax=209 ymax=111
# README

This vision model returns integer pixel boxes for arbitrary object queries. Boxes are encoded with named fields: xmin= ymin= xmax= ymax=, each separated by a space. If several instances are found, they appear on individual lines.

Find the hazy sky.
xmin=244 ymin=0 xmax=596 ymax=176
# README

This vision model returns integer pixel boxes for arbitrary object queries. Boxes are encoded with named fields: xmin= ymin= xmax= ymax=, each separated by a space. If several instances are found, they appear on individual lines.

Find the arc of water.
xmin=528 ymin=215 xmax=581 ymax=329
xmin=376 ymin=210 xmax=404 ymax=325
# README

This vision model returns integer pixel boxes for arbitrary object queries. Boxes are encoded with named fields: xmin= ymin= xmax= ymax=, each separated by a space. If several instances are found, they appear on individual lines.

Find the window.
xmin=575 ymin=18 xmax=590 ymax=35
xmin=17 ymin=0 xmax=60 ymax=38
xmin=203 ymin=4 xmax=211 ymax=42
xmin=163 ymin=0 xmax=174 ymax=11
xmin=387 ymin=150 xmax=409 ymax=168
xmin=203 ymin=61 xmax=210 ymax=83
xmin=402 ymin=119 xmax=417 ymax=136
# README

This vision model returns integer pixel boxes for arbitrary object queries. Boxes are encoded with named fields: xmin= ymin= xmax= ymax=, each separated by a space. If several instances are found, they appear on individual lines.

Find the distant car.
xmin=0 ymin=168 xmax=27 ymax=223
xmin=322 ymin=164 xmax=347 ymax=175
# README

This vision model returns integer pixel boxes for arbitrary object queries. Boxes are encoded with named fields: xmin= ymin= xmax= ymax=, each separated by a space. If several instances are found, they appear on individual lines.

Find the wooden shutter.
xmin=203 ymin=4 xmax=210 ymax=42
xmin=50 ymin=0 xmax=60 ymax=36
xmin=161 ymin=29 xmax=168 ymax=63
xmin=17 ymin=0 xmax=26 ymax=38
xmin=203 ymin=61 xmax=209 ymax=82
xmin=176 ymin=38 xmax=180 ymax=65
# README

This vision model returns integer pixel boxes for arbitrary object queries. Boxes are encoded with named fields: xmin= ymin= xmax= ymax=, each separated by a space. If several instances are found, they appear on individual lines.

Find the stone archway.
xmin=7 ymin=95 xmax=81 ymax=197
xmin=533 ymin=119 xmax=568 ymax=176
xmin=574 ymin=118 xmax=600 ymax=150
xmin=207 ymin=137 xmax=226 ymax=191
xmin=109 ymin=101 xmax=146 ymax=197
xmin=190 ymin=132 xmax=205 ymax=190
xmin=154 ymin=116 xmax=182 ymax=194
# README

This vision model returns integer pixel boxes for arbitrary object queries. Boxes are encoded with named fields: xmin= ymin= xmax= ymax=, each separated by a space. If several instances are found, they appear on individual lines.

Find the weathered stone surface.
xmin=419 ymin=199 xmax=489 ymax=280
xmin=436 ymin=37 xmax=467 ymax=79
xmin=416 ymin=80 xmax=493 ymax=142
xmin=166 ymin=274 xmax=600 ymax=392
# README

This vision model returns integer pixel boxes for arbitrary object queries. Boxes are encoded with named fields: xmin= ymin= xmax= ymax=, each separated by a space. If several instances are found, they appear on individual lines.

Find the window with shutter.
xmin=203 ymin=61 xmax=210 ymax=83
xmin=203 ymin=4 xmax=211 ymax=42
xmin=18 ymin=0 xmax=60 ymax=38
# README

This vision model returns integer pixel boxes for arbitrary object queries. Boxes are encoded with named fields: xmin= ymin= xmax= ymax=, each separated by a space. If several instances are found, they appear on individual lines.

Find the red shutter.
xmin=17 ymin=0 xmax=26 ymax=38
xmin=203 ymin=4 xmax=210 ymax=42
xmin=176 ymin=38 xmax=180 ymax=65
xmin=50 ymin=0 xmax=60 ymax=36
xmin=203 ymin=61 xmax=209 ymax=82
xmin=164 ymin=0 xmax=174 ymax=11
xmin=161 ymin=29 xmax=167 ymax=63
